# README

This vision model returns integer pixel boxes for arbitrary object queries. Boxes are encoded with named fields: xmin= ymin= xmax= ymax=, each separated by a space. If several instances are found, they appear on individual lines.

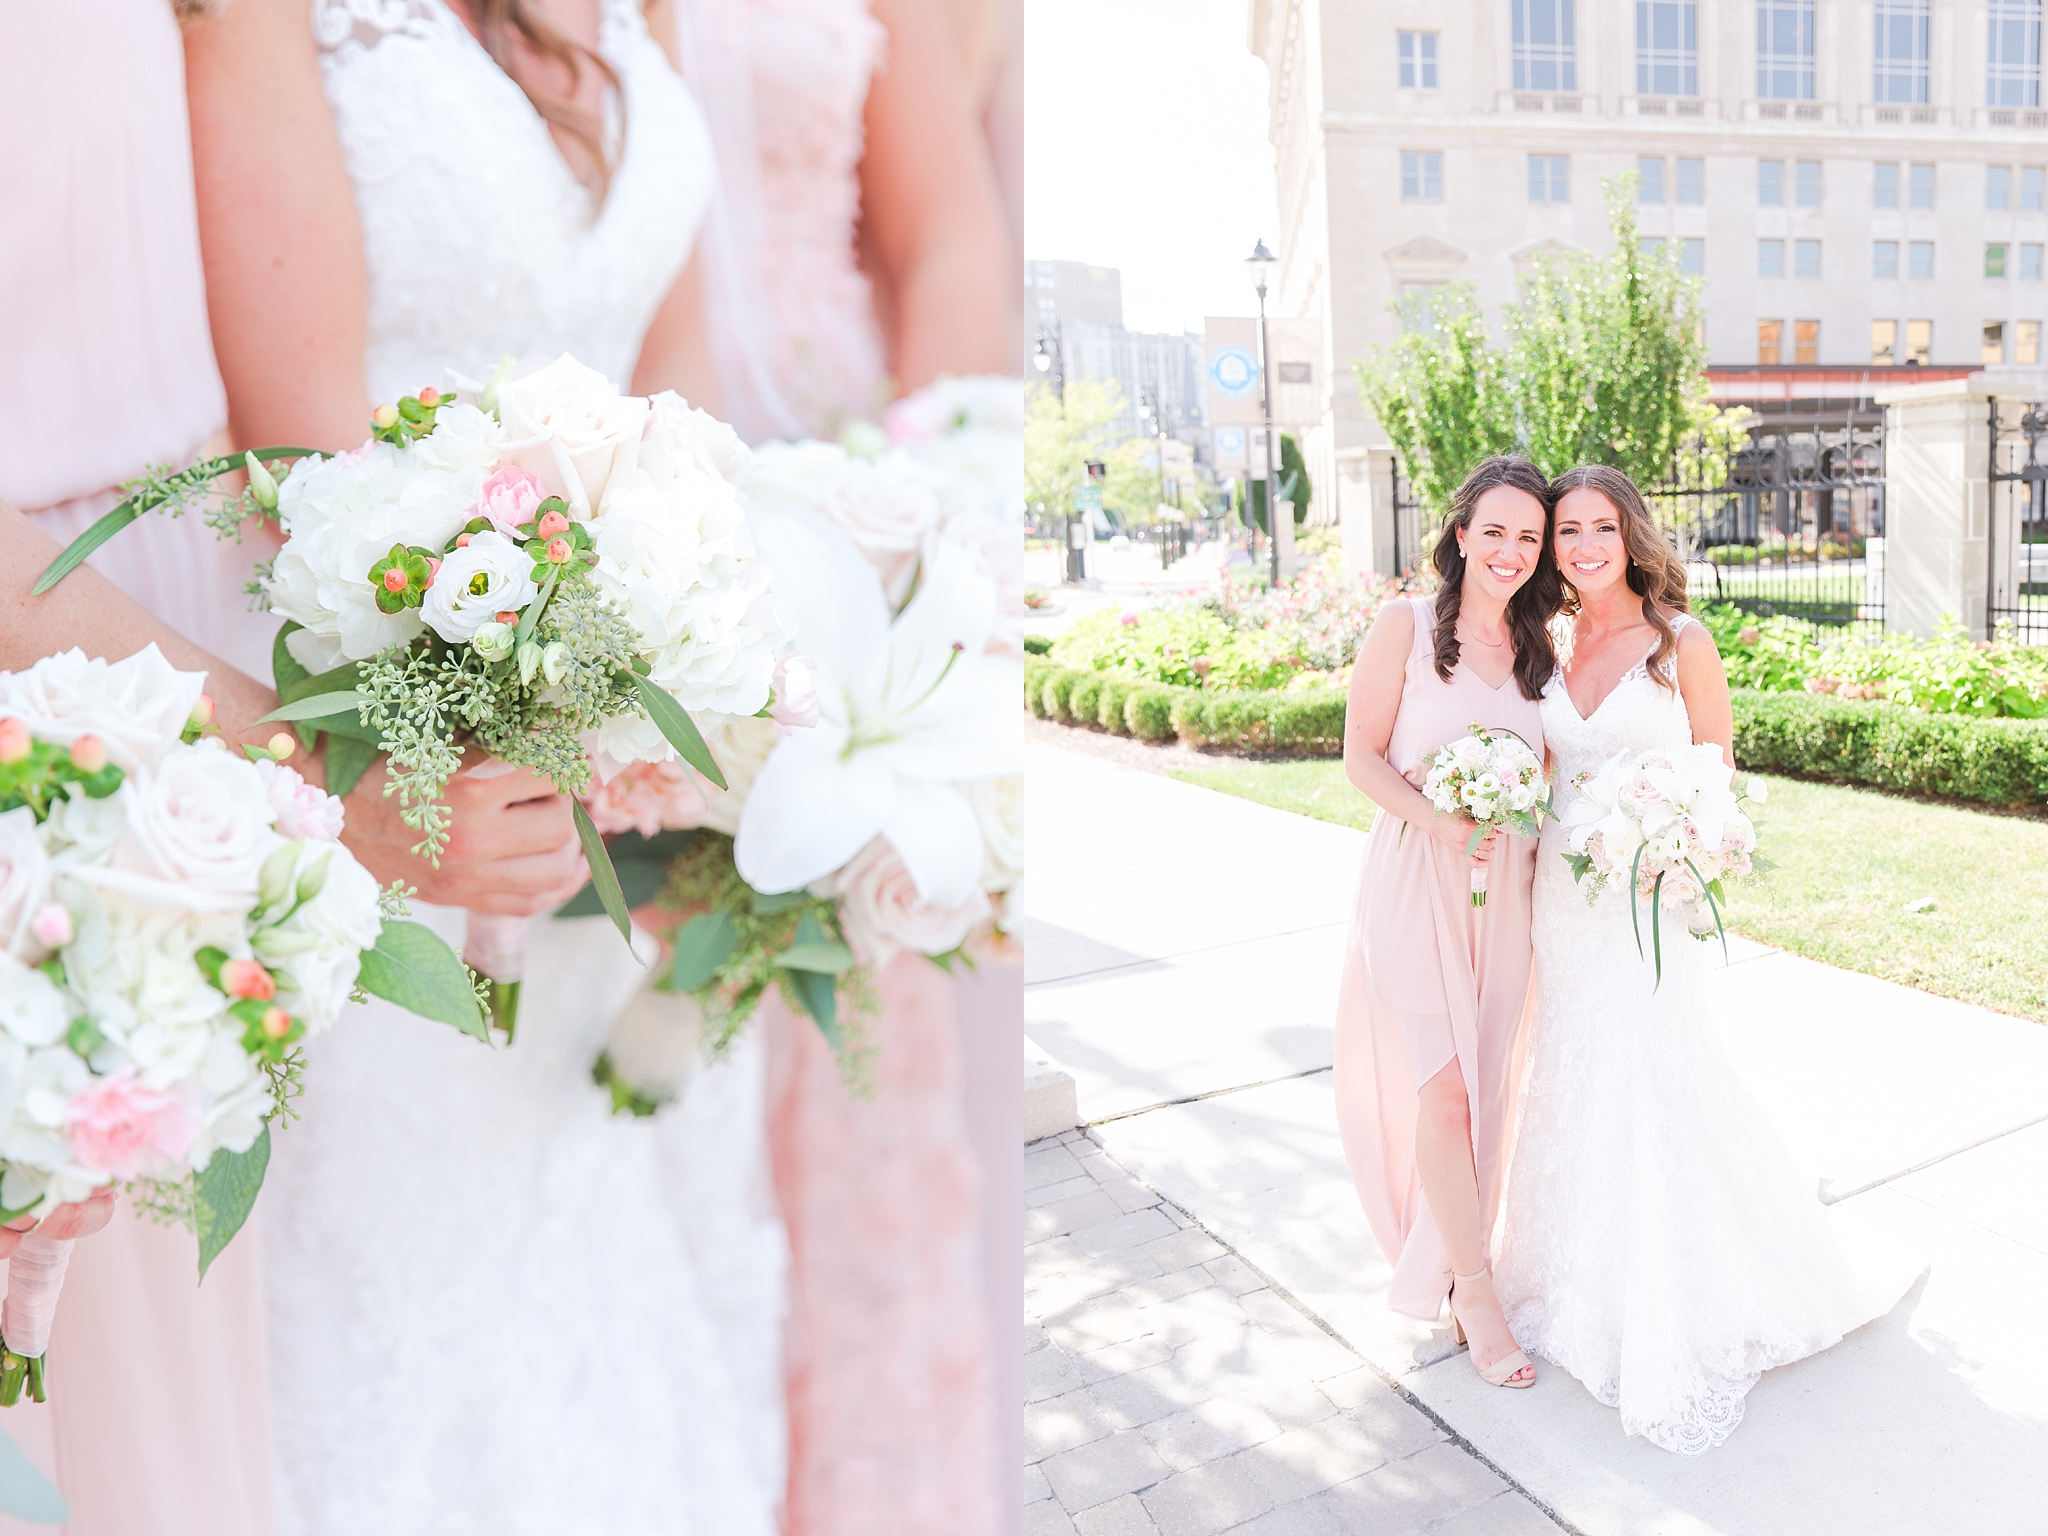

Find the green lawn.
xmin=1170 ymin=757 xmax=2048 ymax=1022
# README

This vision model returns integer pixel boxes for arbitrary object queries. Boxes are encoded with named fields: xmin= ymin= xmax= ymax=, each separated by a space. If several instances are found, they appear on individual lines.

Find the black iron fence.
xmin=1988 ymin=398 xmax=2048 ymax=644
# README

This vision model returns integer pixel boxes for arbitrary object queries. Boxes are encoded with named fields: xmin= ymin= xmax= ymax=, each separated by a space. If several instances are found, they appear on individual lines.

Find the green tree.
xmin=1025 ymin=378 xmax=1125 ymax=514
xmin=1355 ymin=172 xmax=1730 ymax=519
xmin=1247 ymin=433 xmax=1314 ymax=532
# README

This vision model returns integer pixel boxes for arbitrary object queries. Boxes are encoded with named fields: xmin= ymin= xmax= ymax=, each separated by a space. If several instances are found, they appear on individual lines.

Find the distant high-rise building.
xmin=1025 ymin=259 xmax=1208 ymax=444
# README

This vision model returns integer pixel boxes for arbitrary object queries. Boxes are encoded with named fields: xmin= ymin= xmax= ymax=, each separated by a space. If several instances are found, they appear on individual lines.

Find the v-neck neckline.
xmin=1559 ymin=638 xmax=1661 ymax=722
xmin=1457 ymin=656 xmax=1518 ymax=694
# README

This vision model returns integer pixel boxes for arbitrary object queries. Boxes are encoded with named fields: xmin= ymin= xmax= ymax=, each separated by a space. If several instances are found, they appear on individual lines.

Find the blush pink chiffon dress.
xmin=0 ymin=3 xmax=276 ymax=1533
xmin=1333 ymin=596 xmax=1544 ymax=1322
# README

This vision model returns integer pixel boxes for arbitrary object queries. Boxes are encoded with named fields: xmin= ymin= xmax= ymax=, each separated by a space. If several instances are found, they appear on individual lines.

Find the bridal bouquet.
xmin=577 ymin=377 xmax=1025 ymax=1115
xmin=1420 ymin=723 xmax=1549 ymax=906
xmin=1560 ymin=744 xmax=1768 ymax=982
xmin=0 ymin=646 xmax=481 ymax=1400
xmin=37 ymin=357 xmax=784 ymax=1034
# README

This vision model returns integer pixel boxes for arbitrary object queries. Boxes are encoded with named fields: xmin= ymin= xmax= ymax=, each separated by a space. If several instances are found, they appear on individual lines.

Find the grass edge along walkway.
xmin=1166 ymin=756 xmax=2048 ymax=1025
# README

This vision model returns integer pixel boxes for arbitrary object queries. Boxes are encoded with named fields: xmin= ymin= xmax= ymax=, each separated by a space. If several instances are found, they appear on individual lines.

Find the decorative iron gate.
xmin=1988 ymin=398 xmax=2048 ymax=643
xmin=1648 ymin=411 xmax=1886 ymax=632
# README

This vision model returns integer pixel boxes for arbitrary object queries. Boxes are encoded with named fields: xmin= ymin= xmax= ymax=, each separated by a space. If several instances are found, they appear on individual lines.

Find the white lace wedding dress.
xmin=261 ymin=5 xmax=786 ymax=1531
xmin=1495 ymin=617 xmax=1895 ymax=1456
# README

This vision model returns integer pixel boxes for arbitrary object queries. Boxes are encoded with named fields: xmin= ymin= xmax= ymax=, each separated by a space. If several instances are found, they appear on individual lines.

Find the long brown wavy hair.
xmin=1429 ymin=456 xmax=1562 ymax=702
xmin=1550 ymin=463 xmax=1690 ymax=691
xmin=457 ymin=0 xmax=622 ymax=207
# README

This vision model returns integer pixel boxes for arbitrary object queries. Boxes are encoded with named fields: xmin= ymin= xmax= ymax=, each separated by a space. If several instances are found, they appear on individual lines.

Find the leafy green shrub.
xmin=1124 ymin=686 xmax=1185 ymax=741
xmin=1049 ymin=605 xmax=1295 ymax=690
xmin=1067 ymin=672 xmax=1106 ymax=728
xmin=1096 ymin=676 xmax=1138 ymax=734
xmin=1023 ymin=634 xmax=1053 ymax=656
xmin=1037 ymin=666 xmax=1083 ymax=720
xmin=1733 ymin=689 xmax=2048 ymax=805
xmin=1697 ymin=604 xmax=1820 ymax=692
xmin=1170 ymin=689 xmax=1347 ymax=754
xmin=1023 ymin=657 xmax=1056 ymax=717
xmin=1705 ymin=534 xmax=1865 ymax=564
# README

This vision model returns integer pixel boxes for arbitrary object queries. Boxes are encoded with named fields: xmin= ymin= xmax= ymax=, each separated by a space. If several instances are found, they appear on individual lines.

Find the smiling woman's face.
xmin=1553 ymin=487 xmax=1628 ymax=597
xmin=1459 ymin=485 xmax=1548 ymax=605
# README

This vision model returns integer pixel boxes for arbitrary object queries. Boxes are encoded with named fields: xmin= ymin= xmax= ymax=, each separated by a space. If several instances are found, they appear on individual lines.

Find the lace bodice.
xmin=1539 ymin=616 xmax=1697 ymax=816
xmin=314 ymin=0 xmax=714 ymax=401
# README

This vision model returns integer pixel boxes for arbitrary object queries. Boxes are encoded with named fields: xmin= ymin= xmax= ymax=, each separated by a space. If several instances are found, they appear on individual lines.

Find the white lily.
xmin=733 ymin=508 xmax=1021 ymax=905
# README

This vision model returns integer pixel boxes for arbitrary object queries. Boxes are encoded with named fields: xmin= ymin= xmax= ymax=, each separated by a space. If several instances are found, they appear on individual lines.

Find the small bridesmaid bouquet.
xmin=1560 ymin=745 xmax=1770 ymax=983
xmin=1420 ymin=723 xmax=1550 ymax=906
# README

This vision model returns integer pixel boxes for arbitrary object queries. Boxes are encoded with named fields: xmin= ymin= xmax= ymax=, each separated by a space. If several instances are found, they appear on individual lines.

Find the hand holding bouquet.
xmin=0 ymin=646 xmax=481 ymax=1400
xmin=1419 ymin=722 xmax=1549 ymax=906
xmin=1560 ymin=743 xmax=1769 ymax=982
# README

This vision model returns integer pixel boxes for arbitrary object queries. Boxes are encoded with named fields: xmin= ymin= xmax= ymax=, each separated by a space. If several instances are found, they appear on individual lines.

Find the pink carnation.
xmin=471 ymin=464 xmax=547 ymax=536
xmin=67 ymin=1069 xmax=198 ymax=1181
xmin=254 ymin=760 xmax=346 ymax=841
xmin=583 ymin=759 xmax=711 ymax=838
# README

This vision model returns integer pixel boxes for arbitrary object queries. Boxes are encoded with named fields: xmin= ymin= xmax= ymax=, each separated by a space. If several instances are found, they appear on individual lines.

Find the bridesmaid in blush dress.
xmin=1332 ymin=456 xmax=1561 ymax=1390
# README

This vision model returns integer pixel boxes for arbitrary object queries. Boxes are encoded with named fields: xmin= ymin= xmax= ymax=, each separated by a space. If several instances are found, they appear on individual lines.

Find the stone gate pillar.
xmin=1877 ymin=376 xmax=1992 ymax=639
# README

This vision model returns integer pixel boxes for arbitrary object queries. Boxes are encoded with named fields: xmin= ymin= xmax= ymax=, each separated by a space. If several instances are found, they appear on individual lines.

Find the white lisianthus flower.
xmin=420 ymin=531 xmax=539 ymax=643
xmin=0 ymin=646 xmax=204 ymax=776
xmin=472 ymin=621 xmax=516 ymax=662
xmin=0 ymin=808 xmax=54 ymax=960
xmin=494 ymin=354 xmax=649 ymax=514
xmin=251 ymin=842 xmax=382 ymax=1031
xmin=408 ymin=400 xmax=505 ymax=475
xmin=78 ymin=743 xmax=280 ymax=913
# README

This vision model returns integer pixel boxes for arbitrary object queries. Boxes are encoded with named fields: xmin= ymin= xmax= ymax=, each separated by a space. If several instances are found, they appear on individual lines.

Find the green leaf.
xmin=272 ymin=622 xmax=313 ymax=697
xmin=0 ymin=1420 xmax=68 ymax=1523
xmin=668 ymin=910 xmax=738 ymax=991
xmin=631 ymin=676 xmax=727 ymax=789
xmin=778 ymin=942 xmax=854 ymax=974
xmin=555 ymin=829 xmax=698 ymax=917
xmin=257 ymin=691 xmax=370 ymax=725
xmin=357 ymin=919 xmax=488 ymax=1040
xmin=30 ymin=501 xmax=141 ymax=596
xmin=325 ymin=733 xmax=378 ymax=798
xmin=749 ymin=888 xmax=810 ymax=915
xmin=1650 ymin=870 xmax=1665 ymax=990
xmin=570 ymin=798 xmax=634 ymax=945
xmin=789 ymin=967 xmax=841 ymax=1050
xmin=1628 ymin=841 xmax=1648 ymax=961
xmin=194 ymin=1126 xmax=270 ymax=1281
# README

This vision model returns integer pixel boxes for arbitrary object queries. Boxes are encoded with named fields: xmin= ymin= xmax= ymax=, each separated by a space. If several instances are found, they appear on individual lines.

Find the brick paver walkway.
xmin=1024 ymin=1129 xmax=1566 ymax=1536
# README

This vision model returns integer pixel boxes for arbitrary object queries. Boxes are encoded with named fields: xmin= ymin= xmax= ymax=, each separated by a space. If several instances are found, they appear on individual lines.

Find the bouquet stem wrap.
xmin=464 ymin=913 xmax=527 ymax=1039
xmin=1470 ymin=865 xmax=1489 ymax=907
xmin=0 ymin=1234 xmax=74 ymax=1404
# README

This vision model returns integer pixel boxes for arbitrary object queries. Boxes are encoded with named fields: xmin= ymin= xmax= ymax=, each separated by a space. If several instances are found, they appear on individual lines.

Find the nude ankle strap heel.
xmin=1449 ymin=1267 xmax=1536 ymax=1389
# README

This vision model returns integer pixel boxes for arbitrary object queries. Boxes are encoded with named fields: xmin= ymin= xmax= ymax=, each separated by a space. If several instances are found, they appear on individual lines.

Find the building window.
xmin=1401 ymin=151 xmax=1444 ymax=201
xmin=1795 ymin=239 xmax=1823 ymax=276
xmin=1513 ymin=0 xmax=1577 ymax=91
xmin=2025 ymin=166 xmax=2046 ymax=209
xmin=1759 ymin=239 xmax=1786 ymax=277
xmin=1991 ymin=166 xmax=2014 ymax=209
xmin=1529 ymin=154 xmax=1570 ymax=203
xmin=1985 ymin=321 xmax=2009 ymax=362
xmin=1989 ymin=0 xmax=2042 ymax=107
xmin=2020 ymin=320 xmax=2042 ymax=362
xmin=1759 ymin=160 xmax=1785 ymax=205
xmin=1794 ymin=319 xmax=1820 ymax=363
xmin=1639 ymin=157 xmax=1667 ymax=202
xmin=1637 ymin=0 xmax=1698 ymax=94
xmin=1909 ymin=240 xmax=1936 ymax=278
xmin=1399 ymin=31 xmax=1440 ymax=89
xmin=1906 ymin=319 xmax=1934 ymax=362
xmin=1875 ymin=162 xmax=1901 ymax=207
xmin=1757 ymin=0 xmax=1816 ymax=99
xmin=1676 ymin=158 xmax=1705 ymax=203
xmin=1910 ymin=163 xmax=1936 ymax=208
xmin=1875 ymin=240 xmax=1900 ymax=277
xmin=1872 ymin=319 xmax=1899 ymax=362
xmin=2025 ymin=243 xmax=2045 ymax=278
xmin=1759 ymin=319 xmax=1785 ymax=363
xmin=1679 ymin=237 xmax=1705 ymax=274
xmin=1990 ymin=242 xmax=2011 ymax=276
xmin=1874 ymin=0 xmax=1931 ymax=102
xmin=1796 ymin=161 xmax=1822 ymax=206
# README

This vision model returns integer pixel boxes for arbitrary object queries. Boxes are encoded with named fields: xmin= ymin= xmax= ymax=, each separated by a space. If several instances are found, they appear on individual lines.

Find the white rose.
xmin=420 ymin=531 xmax=540 ymax=643
xmin=80 ymin=743 xmax=281 ymax=913
xmin=0 ymin=645 xmax=203 ymax=776
xmin=251 ymin=842 xmax=382 ymax=1031
xmin=959 ymin=775 xmax=1023 ymax=893
xmin=0 ymin=953 xmax=69 ymax=1046
xmin=409 ymin=401 xmax=505 ymax=474
xmin=645 ymin=390 xmax=750 ymax=484
xmin=833 ymin=836 xmax=992 ymax=963
xmin=494 ymin=355 xmax=649 ymax=514
xmin=0 ymin=808 xmax=54 ymax=959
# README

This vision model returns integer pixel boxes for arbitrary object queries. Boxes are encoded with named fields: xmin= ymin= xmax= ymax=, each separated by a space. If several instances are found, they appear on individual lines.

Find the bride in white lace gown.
xmin=184 ymin=1 xmax=785 ymax=1529
xmin=1496 ymin=465 xmax=1899 ymax=1456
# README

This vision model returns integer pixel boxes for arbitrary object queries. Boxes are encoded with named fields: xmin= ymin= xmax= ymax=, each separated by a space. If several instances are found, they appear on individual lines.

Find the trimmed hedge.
xmin=1067 ymin=671 xmax=1106 ymax=728
xmin=1172 ymin=690 xmax=1347 ymax=754
xmin=1124 ymin=686 xmax=1185 ymax=741
xmin=1095 ymin=675 xmax=1139 ymax=732
xmin=1023 ymin=634 xmax=1053 ymax=656
xmin=1732 ymin=688 xmax=2048 ymax=806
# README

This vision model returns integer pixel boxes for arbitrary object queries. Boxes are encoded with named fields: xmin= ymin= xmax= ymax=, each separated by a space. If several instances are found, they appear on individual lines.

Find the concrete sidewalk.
xmin=1023 ymin=735 xmax=2048 ymax=1536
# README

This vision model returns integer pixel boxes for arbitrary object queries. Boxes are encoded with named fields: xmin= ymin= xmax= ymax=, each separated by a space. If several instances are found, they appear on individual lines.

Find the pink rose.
xmin=1616 ymin=770 xmax=1668 ymax=819
xmin=583 ymin=759 xmax=711 ymax=838
xmin=67 ymin=1069 xmax=198 ymax=1180
xmin=254 ymin=759 xmax=346 ymax=841
xmin=471 ymin=464 xmax=548 ymax=536
xmin=834 ymin=836 xmax=991 ymax=962
xmin=769 ymin=657 xmax=820 ymax=733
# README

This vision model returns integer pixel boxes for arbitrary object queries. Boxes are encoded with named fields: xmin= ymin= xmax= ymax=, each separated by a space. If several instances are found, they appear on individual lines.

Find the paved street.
xmin=1022 ymin=731 xmax=2048 ymax=1536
